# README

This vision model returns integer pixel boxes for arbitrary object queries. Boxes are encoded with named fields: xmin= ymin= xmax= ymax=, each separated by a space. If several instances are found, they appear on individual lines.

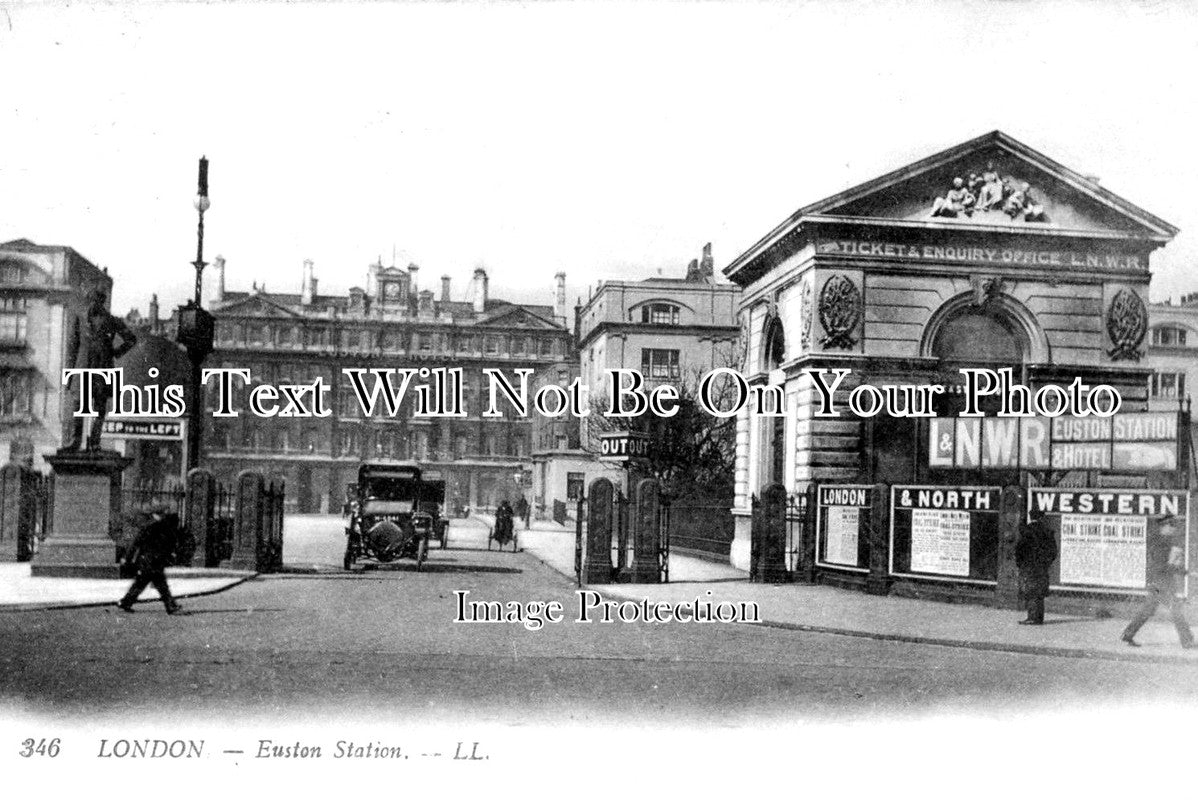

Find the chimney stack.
xmin=700 ymin=242 xmax=714 ymax=281
xmin=148 ymin=293 xmax=159 ymax=327
xmin=301 ymin=259 xmax=316 ymax=305
xmin=686 ymin=258 xmax=700 ymax=282
xmin=472 ymin=267 xmax=488 ymax=314
xmin=366 ymin=260 xmax=381 ymax=298
xmin=554 ymin=272 xmax=567 ymax=324
xmin=441 ymin=275 xmax=452 ymax=303
xmin=210 ymin=255 xmax=226 ymax=304
xmin=409 ymin=263 xmax=419 ymax=294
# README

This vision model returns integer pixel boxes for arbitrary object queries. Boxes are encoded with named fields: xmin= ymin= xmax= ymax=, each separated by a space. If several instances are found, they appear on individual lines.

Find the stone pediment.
xmin=794 ymin=130 xmax=1177 ymax=240
xmin=216 ymin=294 xmax=300 ymax=318
xmin=477 ymin=305 xmax=560 ymax=330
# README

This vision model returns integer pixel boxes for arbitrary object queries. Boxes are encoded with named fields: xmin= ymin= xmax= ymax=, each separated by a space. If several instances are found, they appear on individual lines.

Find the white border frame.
xmin=889 ymin=484 xmax=1003 ymax=585
xmin=815 ymin=483 xmax=873 ymax=573
xmin=1027 ymin=487 xmax=1191 ymax=596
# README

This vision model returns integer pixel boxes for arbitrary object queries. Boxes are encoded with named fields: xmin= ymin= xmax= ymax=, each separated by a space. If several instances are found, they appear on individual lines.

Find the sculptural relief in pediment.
xmin=929 ymin=162 xmax=1047 ymax=224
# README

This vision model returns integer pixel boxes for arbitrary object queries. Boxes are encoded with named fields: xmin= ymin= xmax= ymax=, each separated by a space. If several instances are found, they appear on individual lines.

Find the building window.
xmin=338 ymin=428 xmax=356 ymax=457
xmin=640 ymin=348 xmax=680 ymax=380
xmin=567 ymin=472 xmax=584 ymax=502
xmin=640 ymin=303 xmax=680 ymax=325
xmin=514 ymin=337 xmax=526 ymax=355
xmin=1148 ymin=371 xmax=1187 ymax=399
xmin=413 ymin=431 xmax=429 ymax=461
xmin=0 ymin=312 xmax=28 ymax=343
xmin=557 ymin=368 xmax=569 ymax=386
xmin=0 ymin=370 xmax=34 ymax=416
xmin=555 ymin=435 xmax=569 ymax=450
xmin=0 ymin=263 xmax=31 ymax=283
xmin=1152 ymin=326 xmax=1189 ymax=347
xmin=420 ymin=333 xmax=432 ymax=352
xmin=540 ymin=338 xmax=553 ymax=356
xmin=485 ymin=336 xmax=498 ymax=354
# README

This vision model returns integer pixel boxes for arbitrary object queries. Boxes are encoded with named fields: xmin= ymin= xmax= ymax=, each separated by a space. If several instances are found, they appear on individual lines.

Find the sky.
xmin=2 ymin=0 xmax=1197 ymax=315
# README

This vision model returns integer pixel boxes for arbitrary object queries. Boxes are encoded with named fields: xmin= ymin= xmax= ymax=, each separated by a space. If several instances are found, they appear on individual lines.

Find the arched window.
xmin=636 ymin=303 xmax=681 ymax=325
xmin=931 ymin=310 xmax=1025 ymax=363
xmin=763 ymin=316 xmax=786 ymax=370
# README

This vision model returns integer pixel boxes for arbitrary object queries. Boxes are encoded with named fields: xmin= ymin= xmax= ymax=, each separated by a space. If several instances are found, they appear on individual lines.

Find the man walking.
xmin=118 ymin=504 xmax=182 ymax=614
xmin=515 ymin=495 xmax=530 ymax=529
xmin=1016 ymin=513 xmax=1058 ymax=625
xmin=1122 ymin=515 xmax=1193 ymax=648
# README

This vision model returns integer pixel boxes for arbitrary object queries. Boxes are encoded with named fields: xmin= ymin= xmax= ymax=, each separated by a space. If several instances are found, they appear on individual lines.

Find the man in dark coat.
xmin=118 ymin=505 xmax=182 ymax=614
xmin=1122 ymin=515 xmax=1193 ymax=648
xmin=514 ymin=496 xmax=530 ymax=529
xmin=1015 ymin=514 xmax=1058 ymax=625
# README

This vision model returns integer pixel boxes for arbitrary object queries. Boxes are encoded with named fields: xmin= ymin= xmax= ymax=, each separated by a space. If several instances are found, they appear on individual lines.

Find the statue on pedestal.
xmin=64 ymin=288 xmax=138 ymax=452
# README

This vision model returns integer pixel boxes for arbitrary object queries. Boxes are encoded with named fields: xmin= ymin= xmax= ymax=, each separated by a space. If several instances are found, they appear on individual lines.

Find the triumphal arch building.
xmin=723 ymin=131 xmax=1179 ymax=581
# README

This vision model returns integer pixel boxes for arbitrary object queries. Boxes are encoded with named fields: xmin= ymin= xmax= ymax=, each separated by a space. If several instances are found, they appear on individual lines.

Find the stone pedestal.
xmin=33 ymin=450 xmax=132 ymax=578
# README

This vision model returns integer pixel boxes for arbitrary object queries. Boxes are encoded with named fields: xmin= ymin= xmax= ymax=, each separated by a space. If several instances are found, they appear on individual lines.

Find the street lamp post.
xmin=176 ymin=156 xmax=216 ymax=474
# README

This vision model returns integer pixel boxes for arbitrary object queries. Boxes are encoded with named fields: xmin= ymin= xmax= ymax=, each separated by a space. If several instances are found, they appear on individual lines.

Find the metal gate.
xmin=574 ymin=480 xmax=669 ymax=585
xmin=750 ymin=482 xmax=813 ymax=582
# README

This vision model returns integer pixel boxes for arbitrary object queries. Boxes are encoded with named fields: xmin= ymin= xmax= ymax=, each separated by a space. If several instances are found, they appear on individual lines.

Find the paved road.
xmin=4 ymin=515 xmax=1198 ymax=724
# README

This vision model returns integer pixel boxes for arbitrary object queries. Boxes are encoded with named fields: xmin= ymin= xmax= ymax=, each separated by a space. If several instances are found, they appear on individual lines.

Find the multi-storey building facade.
xmin=1145 ymin=295 xmax=1198 ymax=414
xmin=529 ymin=245 xmax=741 ymax=508
xmin=576 ymin=244 xmax=741 ymax=397
xmin=0 ymin=238 xmax=113 ymax=470
xmin=724 ymin=129 xmax=1179 ymax=599
xmin=202 ymin=258 xmax=573 ymax=513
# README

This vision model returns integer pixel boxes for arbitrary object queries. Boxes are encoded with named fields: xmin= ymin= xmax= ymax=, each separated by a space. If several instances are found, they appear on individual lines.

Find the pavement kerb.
xmin=514 ymin=547 xmax=1198 ymax=668
xmin=0 ymin=572 xmax=259 ymax=614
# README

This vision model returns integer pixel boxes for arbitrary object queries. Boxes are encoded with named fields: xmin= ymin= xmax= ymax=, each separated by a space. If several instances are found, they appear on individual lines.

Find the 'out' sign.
xmin=598 ymin=432 xmax=651 ymax=463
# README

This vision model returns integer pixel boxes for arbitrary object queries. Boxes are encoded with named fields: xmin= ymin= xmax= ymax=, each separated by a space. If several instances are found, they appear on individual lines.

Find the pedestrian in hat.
xmin=118 ymin=503 xmax=182 ymax=614
xmin=1122 ymin=515 xmax=1193 ymax=648
xmin=1016 ymin=513 xmax=1058 ymax=625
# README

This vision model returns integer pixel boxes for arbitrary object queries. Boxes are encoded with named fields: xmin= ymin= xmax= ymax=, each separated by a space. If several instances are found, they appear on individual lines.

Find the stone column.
xmin=185 ymin=468 xmax=215 ymax=568
xmin=0 ymin=463 xmax=26 ymax=562
xmin=630 ymin=478 xmax=661 ymax=583
xmin=995 ymin=485 xmax=1024 ymax=609
xmin=229 ymin=470 xmax=264 ymax=571
xmin=584 ymin=478 xmax=614 ymax=584
xmin=751 ymin=483 xmax=789 ymax=583
xmin=865 ymin=482 xmax=892 ymax=595
xmin=33 ymin=450 xmax=132 ymax=578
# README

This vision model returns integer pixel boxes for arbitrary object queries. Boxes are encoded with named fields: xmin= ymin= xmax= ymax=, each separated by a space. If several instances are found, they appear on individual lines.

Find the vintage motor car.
xmin=344 ymin=462 xmax=449 ymax=570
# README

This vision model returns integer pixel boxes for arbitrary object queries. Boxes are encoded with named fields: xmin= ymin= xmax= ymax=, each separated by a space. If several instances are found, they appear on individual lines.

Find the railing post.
xmin=752 ymin=483 xmax=789 ymax=582
xmin=230 ymin=470 xmax=264 ymax=571
xmin=0 ymin=463 xmax=25 ymax=562
xmin=584 ymin=478 xmax=614 ymax=584
xmin=185 ymin=468 xmax=215 ymax=568
xmin=630 ymin=478 xmax=661 ymax=583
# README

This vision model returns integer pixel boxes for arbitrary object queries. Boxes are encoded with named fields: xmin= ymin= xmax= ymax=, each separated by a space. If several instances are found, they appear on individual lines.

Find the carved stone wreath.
xmin=799 ymin=278 xmax=814 ymax=351
xmin=1106 ymin=288 xmax=1147 ymax=362
xmin=818 ymin=274 xmax=861 ymax=349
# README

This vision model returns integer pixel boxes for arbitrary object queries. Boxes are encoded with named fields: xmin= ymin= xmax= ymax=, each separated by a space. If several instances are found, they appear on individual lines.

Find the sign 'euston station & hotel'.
xmin=927 ymin=411 xmax=1182 ymax=472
